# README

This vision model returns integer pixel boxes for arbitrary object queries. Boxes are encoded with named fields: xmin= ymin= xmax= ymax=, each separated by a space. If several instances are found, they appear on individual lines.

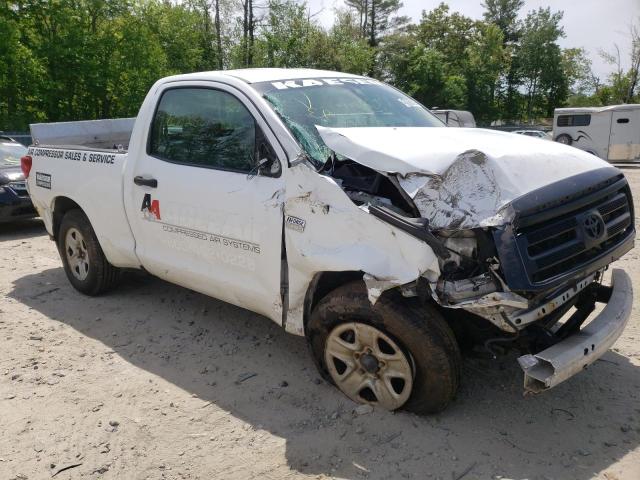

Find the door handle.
xmin=133 ymin=176 xmax=158 ymax=188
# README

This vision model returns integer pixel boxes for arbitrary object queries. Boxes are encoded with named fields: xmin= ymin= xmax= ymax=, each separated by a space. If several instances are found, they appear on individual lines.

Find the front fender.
xmin=283 ymin=162 xmax=440 ymax=336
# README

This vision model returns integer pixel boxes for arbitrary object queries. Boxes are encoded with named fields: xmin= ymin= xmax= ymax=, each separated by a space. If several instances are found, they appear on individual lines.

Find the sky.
xmin=306 ymin=0 xmax=640 ymax=81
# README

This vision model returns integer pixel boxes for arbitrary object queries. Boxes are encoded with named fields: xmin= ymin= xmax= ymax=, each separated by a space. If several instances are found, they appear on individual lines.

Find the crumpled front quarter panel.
xmin=283 ymin=162 xmax=440 ymax=335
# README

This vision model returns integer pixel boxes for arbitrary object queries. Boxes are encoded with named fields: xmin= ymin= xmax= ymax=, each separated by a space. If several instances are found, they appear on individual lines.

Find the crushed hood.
xmin=317 ymin=126 xmax=611 ymax=229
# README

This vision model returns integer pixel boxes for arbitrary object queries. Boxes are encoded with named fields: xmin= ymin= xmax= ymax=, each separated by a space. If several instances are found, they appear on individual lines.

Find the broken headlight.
xmin=437 ymin=229 xmax=479 ymax=279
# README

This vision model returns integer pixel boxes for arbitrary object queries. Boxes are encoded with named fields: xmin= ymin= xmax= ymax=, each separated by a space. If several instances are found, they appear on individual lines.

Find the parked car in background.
xmin=513 ymin=129 xmax=550 ymax=140
xmin=0 ymin=131 xmax=32 ymax=147
xmin=0 ymin=136 xmax=36 ymax=222
xmin=553 ymin=105 xmax=640 ymax=162
xmin=431 ymin=109 xmax=476 ymax=127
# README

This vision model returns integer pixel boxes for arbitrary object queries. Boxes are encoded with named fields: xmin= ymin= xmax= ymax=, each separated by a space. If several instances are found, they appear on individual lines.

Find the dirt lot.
xmin=1 ymin=171 xmax=640 ymax=480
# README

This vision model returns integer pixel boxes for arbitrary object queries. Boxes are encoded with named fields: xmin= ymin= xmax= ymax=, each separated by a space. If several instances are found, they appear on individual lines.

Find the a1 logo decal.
xmin=141 ymin=193 xmax=161 ymax=221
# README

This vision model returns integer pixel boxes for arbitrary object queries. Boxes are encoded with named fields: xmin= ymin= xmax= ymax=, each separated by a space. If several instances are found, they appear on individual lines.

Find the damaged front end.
xmin=315 ymin=125 xmax=635 ymax=393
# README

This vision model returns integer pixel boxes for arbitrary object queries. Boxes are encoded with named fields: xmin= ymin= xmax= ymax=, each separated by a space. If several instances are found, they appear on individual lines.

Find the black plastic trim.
xmin=494 ymin=168 xmax=635 ymax=292
xmin=511 ymin=167 xmax=623 ymax=228
xmin=495 ymin=225 xmax=634 ymax=292
xmin=369 ymin=205 xmax=450 ymax=258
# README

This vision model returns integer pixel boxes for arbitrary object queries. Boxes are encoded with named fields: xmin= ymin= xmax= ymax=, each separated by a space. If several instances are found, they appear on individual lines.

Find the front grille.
xmin=515 ymin=181 xmax=634 ymax=284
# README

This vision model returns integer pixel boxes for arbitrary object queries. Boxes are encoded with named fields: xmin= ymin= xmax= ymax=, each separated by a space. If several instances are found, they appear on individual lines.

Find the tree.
xmin=345 ymin=0 xmax=408 ymax=47
xmin=377 ymin=3 xmax=508 ymax=122
xmin=465 ymin=23 xmax=508 ymax=123
xmin=518 ymin=7 xmax=566 ymax=119
xmin=415 ymin=3 xmax=476 ymax=70
xmin=625 ymin=22 xmax=640 ymax=102
xmin=241 ymin=0 xmax=256 ymax=66
xmin=258 ymin=0 xmax=320 ymax=68
xmin=562 ymin=48 xmax=594 ymax=96
xmin=0 ymin=0 xmax=625 ymax=131
xmin=0 ymin=3 xmax=46 ymax=130
xmin=482 ymin=0 xmax=523 ymax=45
xmin=482 ymin=0 xmax=523 ymax=121
xmin=146 ymin=2 xmax=205 ymax=73
xmin=326 ymin=9 xmax=375 ymax=74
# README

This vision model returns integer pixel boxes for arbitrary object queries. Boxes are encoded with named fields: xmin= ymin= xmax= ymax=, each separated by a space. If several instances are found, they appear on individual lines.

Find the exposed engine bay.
xmin=319 ymin=155 xmax=524 ymax=333
xmin=322 ymin=158 xmax=417 ymax=216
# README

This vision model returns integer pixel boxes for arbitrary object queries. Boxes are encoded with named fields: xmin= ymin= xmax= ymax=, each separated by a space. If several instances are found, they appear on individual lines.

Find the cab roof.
xmin=168 ymin=68 xmax=365 ymax=84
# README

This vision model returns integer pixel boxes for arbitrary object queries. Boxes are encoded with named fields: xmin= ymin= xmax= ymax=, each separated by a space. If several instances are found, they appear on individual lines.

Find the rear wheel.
xmin=555 ymin=133 xmax=572 ymax=145
xmin=307 ymin=281 xmax=461 ymax=414
xmin=57 ymin=209 xmax=120 ymax=295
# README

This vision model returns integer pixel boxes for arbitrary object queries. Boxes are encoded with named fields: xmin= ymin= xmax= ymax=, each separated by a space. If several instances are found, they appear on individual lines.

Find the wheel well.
xmin=303 ymin=270 xmax=363 ymax=332
xmin=52 ymin=197 xmax=83 ymax=240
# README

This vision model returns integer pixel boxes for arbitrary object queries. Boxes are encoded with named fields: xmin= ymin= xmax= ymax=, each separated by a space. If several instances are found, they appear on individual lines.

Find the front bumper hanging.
xmin=518 ymin=268 xmax=633 ymax=393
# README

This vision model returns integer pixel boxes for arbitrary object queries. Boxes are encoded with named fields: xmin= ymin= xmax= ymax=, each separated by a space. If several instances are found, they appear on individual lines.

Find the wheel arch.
xmin=303 ymin=270 xmax=364 ymax=334
xmin=51 ymin=196 xmax=84 ymax=241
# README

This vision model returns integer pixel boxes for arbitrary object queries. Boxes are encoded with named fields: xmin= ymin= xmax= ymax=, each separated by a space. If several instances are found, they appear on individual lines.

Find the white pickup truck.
xmin=23 ymin=69 xmax=635 ymax=413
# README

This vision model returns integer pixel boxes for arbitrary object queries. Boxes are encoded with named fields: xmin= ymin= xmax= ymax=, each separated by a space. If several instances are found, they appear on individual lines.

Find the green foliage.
xmin=0 ymin=0 xmax=635 ymax=130
xmin=0 ymin=0 xmax=208 ymax=129
xmin=465 ymin=23 xmax=508 ymax=122
xmin=518 ymin=7 xmax=566 ymax=118
xmin=482 ymin=0 xmax=524 ymax=44
xmin=345 ymin=0 xmax=409 ymax=47
xmin=256 ymin=0 xmax=326 ymax=69
xmin=327 ymin=9 xmax=375 ymax=75
xmin=562 ymin=48 xmax=593 ymax=96
xmin=383 ymin=3 xmax=506 ymax=123
xmin=0 ymin=4 xmax=46 ymax=129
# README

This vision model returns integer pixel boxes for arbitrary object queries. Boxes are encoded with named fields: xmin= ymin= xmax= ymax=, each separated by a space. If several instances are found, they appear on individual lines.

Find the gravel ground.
xmin=1 ymin=170 xmax=640 ymax=480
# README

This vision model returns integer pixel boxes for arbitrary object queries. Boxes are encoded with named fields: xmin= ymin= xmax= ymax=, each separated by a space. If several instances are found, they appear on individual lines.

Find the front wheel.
xmin=307 ymin=281 xmax=461 ymax=414
xmin=57 ymin=209 xmax=120 ymax=295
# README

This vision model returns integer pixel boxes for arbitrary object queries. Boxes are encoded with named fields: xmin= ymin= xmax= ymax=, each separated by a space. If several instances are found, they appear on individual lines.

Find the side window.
xmin=149 ymin=88 xmax=256 ymax=172
xmin=557 ymin=114 xmax=591 ymax=127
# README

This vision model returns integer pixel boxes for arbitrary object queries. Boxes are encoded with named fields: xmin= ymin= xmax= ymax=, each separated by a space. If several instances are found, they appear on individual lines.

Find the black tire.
xmin=307 ymin=281 xmax=461 ymax=414
xmin=57 ymin=209 xmax=120 ymax=295
xmin=554 ymin=133 xmax=572 ymax=145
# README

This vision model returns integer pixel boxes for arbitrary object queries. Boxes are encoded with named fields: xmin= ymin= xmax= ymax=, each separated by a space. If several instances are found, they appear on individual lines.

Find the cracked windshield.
xmin=257 ymin=79 xmax=443 ymax=166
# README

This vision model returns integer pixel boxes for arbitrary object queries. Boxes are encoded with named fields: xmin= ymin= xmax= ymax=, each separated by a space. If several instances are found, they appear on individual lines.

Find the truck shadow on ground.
xmin=0 ymin=218 xmax=45 ymax=241
xmin=9 ymin=268 xmax=640 ymax=480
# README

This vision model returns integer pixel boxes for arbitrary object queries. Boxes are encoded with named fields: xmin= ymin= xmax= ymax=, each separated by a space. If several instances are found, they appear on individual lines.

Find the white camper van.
xmin=553 ymin=105 xmax=640 ymax=162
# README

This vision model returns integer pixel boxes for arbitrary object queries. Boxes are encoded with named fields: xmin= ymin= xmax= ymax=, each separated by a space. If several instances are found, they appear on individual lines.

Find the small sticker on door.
xmin=35 ymin=172 xmax=51 ymax=189
xmin=285 ymin=215 xmax=306 ymax=232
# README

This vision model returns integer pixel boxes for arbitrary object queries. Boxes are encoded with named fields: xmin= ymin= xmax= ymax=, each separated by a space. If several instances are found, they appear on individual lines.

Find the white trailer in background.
xmin=553 ymin=105 xmax=640 ymax=162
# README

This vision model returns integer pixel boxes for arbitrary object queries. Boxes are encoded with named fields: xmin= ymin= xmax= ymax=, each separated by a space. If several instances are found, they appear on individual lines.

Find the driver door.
xmin=124 ymin=83 xmax=285 ymax=323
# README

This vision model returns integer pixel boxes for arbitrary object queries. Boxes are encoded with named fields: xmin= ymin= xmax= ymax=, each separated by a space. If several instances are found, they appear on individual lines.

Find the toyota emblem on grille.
xmin=583 ymin=213 xmax=605 ymax=240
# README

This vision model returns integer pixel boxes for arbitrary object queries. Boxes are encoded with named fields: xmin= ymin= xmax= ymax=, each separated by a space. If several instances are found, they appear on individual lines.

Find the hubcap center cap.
xmin=360 ymin=353 xmax=380 ymax=374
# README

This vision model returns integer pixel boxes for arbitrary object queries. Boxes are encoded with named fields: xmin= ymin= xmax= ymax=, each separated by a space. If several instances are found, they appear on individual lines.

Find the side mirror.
xmin=257 ymin=141 xmax=281 ymax=177
xmin=0 ymin=173 xmax=10 ymax=187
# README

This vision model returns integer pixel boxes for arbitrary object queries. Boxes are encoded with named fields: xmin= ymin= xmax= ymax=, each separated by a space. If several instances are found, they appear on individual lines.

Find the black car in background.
xmin=0 ymin=136 xmax=37 ymax=222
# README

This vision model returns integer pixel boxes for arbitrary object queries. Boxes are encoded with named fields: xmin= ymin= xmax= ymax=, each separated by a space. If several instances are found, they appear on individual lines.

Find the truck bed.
xmin=30 ymin=118 xmax=135 ymax=151
xmin=26 ymin=124 xmax=136 ymax=269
